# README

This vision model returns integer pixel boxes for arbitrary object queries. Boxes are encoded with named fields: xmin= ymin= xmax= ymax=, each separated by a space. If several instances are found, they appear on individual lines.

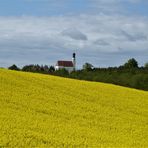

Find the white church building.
xmin=55 ymin=53 xmax=76 ymax=73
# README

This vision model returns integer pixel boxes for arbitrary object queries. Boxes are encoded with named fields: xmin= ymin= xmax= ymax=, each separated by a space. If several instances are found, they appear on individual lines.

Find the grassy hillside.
xmin=0 ymin=69 xmax=148 ymax=147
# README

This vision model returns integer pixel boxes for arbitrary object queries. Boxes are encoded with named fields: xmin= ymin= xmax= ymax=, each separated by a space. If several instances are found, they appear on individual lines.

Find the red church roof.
xmin=56 ymin=61 xmax=74 ymax=67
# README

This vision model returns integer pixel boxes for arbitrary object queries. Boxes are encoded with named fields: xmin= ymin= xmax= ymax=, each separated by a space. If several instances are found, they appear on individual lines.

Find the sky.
xmin=0 ymin=0 xmax=148 ymax=68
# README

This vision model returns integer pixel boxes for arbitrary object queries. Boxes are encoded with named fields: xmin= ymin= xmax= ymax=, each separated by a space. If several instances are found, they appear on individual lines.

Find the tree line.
xmin=8 ymin=58 xmax=148 ymax=91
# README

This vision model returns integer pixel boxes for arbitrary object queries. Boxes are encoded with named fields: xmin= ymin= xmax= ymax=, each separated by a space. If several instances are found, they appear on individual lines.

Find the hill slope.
xmin=0 ymin=69 xmax=148 ymax=147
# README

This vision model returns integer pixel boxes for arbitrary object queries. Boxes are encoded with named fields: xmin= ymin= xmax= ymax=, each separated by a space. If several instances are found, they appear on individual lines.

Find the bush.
xmin=54 ymin=69 xmax=69 ymax=77
xmin=8 ymin=64 xmax=20 ymax=71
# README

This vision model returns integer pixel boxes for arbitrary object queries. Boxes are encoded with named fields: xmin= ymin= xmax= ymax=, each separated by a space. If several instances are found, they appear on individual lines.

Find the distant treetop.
xmin=123 ymin=58 xmax=138 ymax=68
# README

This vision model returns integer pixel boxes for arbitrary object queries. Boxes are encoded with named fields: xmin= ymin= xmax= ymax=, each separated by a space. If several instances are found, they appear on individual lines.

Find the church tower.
xmin=72 ymin=53 xmax=76 ymax=71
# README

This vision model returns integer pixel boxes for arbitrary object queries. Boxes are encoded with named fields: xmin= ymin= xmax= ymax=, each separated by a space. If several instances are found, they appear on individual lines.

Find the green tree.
xmin=49 ymin=66 xmax=55 ymax=73
xmin=144 ymin=62 xmax=148 ymax=68
xmin=124 ymin=58 xmax=138 ymax=68
xmin=8 ymin=64 xmax=20 ymax=71
xmin=55 ymin=68 xmax=69 ymax=76
xmin=83 ymin=63 xmax=94 ymax=71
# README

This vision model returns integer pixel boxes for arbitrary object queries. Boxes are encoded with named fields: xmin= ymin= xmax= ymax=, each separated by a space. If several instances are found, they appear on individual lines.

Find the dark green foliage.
xmin=69 ymin=68 xmax=148 ymax=91
xmin=82 ymin=63 xmax=94 ymax=71
xmin=49 ymin=66 xmax=55 ymax=73
xmin=144 ymin=62 xmax=148 ymax=68
xmin=8 ymin=64 xmax=20 ymax=71
xmin=22 ymin=64 xmax=55 ymax=74
xmin=54 ymin=68 xmax=69 ymax=77
xmin=123 ymin=58 xmax=138 ymax=68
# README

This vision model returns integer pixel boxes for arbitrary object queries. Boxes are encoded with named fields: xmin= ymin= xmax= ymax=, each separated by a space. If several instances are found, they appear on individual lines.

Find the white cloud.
xmin=0 ymin=14 xmax=148 ymax=67
xmin=88 ymin=0 xmax=148 ymax=14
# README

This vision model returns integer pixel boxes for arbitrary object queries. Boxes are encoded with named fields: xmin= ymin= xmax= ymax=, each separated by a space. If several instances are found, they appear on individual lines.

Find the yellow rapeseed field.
xmin=0 ymin=68 xmax=148 ymax=147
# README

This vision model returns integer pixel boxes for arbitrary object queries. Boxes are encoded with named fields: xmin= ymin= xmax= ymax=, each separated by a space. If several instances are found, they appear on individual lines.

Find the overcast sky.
xmin=0 ymin=0 xmax=148 ymax=68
